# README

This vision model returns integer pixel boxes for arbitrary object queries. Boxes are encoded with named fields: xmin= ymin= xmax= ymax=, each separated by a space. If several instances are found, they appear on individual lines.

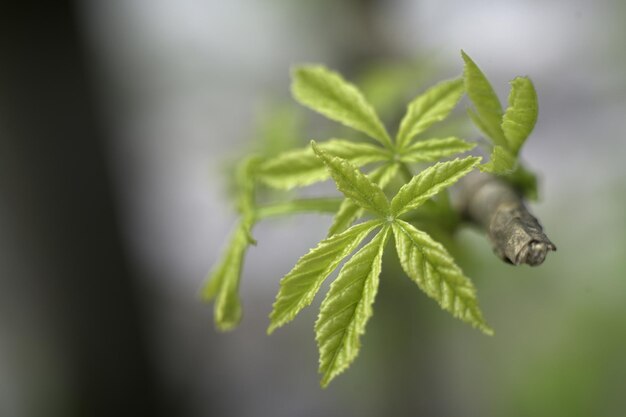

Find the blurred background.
xmin=1 ymin=1 xmax=625 ymax=416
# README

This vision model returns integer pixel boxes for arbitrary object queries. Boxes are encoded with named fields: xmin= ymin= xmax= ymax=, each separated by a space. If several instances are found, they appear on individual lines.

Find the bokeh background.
xmin=1 ymin=1 xmax=625 ymax=416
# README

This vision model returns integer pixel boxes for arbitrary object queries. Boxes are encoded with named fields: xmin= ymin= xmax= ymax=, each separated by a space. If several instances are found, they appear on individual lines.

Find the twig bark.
xmin=454 ymin=172 xmax=556 ymax=266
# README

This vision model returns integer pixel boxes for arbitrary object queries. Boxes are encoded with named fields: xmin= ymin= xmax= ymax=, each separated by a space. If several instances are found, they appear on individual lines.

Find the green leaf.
xmin=312 ymin=141 xmax=390 ymax=217
xmin=256 ymin=198 xmax=343 ymax=219
xmin=316 ymin=226 xmax=390 ymax=387
xmin=201 ymin=220 xmax=252 ymax=331
xmin=480 ymin=145 xmax=517 ymax=174
xmin=327 ymin=199 xmax=363 ymax=239
xmin=461 ymin=51 xmax=507 ymax=147
xmin=390 ymin=156 xmax=481 ymax=216
xmin=396 ymin=78 xmax=464 ymax=148
xmin=268 ymin=219 xmax=382 ymax=334
xmin=328 ymin=163 xmax=399 ymax=236
xmin=392 ymin=220 xmax=492 ymax=334
xmin=235 ymin=156 xmax=261 ymax=243
xmin=291 ymin=65 xmax=392 ymax=147
xmin=399 ymin=137 xmax=476 ymax=163
xmin=257 ymin=139 xmax=387 ymax=190
xmin=501 ymin=76 xmax=538 ymax=155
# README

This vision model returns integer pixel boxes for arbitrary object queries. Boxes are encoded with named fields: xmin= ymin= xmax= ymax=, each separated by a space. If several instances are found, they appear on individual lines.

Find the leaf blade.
xmin=396 ymin=78 xmax=465 ymax=148
xmin=480 ymin=145 xmax=517 ymax=174
xmin=312 ymin=141 xmax=390 ymax=217
xmin=501 ymin=76 xmax=538 ymax=155
xmin=399 ymin=137 xmax=476 ymax=163
xmin=257 ymin=139 xmax=388 ymax=190
xmin=461 ymin=51 xmax=507 ymax=146
xmin=316 ymin=226 xmax=390 ymax=387
xmin=268 ymin=219 xmax=382 ymax=333
xmin=201 ymin=220 xmax=251 ymax=331
xmin=292 ymin=65 xmax=392 ymax=147
xmin=390 ymin=156 xmax=481 ymax=216
xmin=392 ymin=220 xmax=492 ymax=334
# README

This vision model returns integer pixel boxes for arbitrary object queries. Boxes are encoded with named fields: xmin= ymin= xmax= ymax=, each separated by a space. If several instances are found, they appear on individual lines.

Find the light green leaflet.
xmin=462 ymin=52 xmax=539 ymax=191
xmin=202 ymin=220 xmax=251 ymax=331
xmin=327 ymin=163 xmax=399 ymax=237
xmin=461 ymin=51 xmax=507 ymax=147
xmin=392 ymin=220 xmax=492 ymax=334
xmin=292 ymin=66 xmax=392 ymax=147
xmin=235 ymin=156 xmax=261 ymax=243
xmin=309 ymin=149 xmax=489 ymax=386
xmin=202 ymin=157 xmax=260 ymax=331
xmin=267 ymin=219 xmax=382 ymax=334
xmin=399 ymin=137 xmax=476 ymax=163
xmin=315 ymin=226 xmax=390 ymax=387
xmin=312 ymin=141 xmax=390 ymax=217
xmin=257 ymin=139 xmax=388 ymax=189
xmin=396 ymin=78 xmax=465 ymax=148
xmin=501 ymin=77 xmax=538 ymax=155
xmin=481 ymin=145 xmax=517 ymax=174
xmin=390 ymin=156 xmax=481 ymax=216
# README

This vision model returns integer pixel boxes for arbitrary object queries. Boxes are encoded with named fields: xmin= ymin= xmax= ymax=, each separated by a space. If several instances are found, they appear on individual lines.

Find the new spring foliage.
xmin=203 ymin=51 xmax=540 ymax=386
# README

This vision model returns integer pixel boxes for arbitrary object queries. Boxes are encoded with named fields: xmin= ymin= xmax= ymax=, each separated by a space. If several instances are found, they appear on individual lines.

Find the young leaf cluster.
xmin=268 ymin=143 xmax=489 ymax=387
xmin=203 ymin=52 xmax=541 ymax=386
xmin=462 ymin=51 xmax=539 ymax=198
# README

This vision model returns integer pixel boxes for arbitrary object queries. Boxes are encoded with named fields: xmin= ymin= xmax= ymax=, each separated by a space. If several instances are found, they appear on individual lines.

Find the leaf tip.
xmin=480 ymin=324 xmax=495 ymax=336
xmin=215 ymin=323 xmax=237 ymax=332
xmin=266 ymin=311 xmax=284 ymax=335
xmin=510 ymin=75 xmax=532 ymax=84
xmin=470 ymin=155 xmax=483 ymax=165
xmin=460 ymin=49 xmax=472 ymax=63
xmin=214 ymin=314 xmax=241 ymax=332
xmin=310 ymin=140 xmax=328 ymax=161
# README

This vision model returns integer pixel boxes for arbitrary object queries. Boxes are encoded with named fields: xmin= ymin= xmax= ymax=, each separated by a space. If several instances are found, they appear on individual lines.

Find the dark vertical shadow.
xmin=0 ymin=3 xmax=170 ymax=416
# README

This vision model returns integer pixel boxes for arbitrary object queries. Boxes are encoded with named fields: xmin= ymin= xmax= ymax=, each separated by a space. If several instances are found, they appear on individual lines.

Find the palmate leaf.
xmin=399 ymin=137 xmax=476 ymax=163
xmin=268 ymin=219 xmax=382 ymax=334
xmin=392 ymin=220 xmax=492 ymax=334
xmin=501 ymin=77 xmax=538 ymax=155
xmin=396 ymin=78 xmax=465 ymax=148
xmin=257 ymin=139 xmax=388 ymax=190
xmin=480 ymin=145 xmax=517 ymax=174
xmin=316 ymin=226 xmax=390 ymax=387
xmin=202 ymin=219 xmax=252 ymax=331
xmin=292 ymin=66 xmax=392 ymax=147
xmin=390 ymin=156 xmax=481 ymax=216
xmin=327 ymin=163 xmax=399 ymax=237
xmin=312 ymin=141 xmax=390 ymax=217
xmin=461 ymin=51 xmax=507 ymax=147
